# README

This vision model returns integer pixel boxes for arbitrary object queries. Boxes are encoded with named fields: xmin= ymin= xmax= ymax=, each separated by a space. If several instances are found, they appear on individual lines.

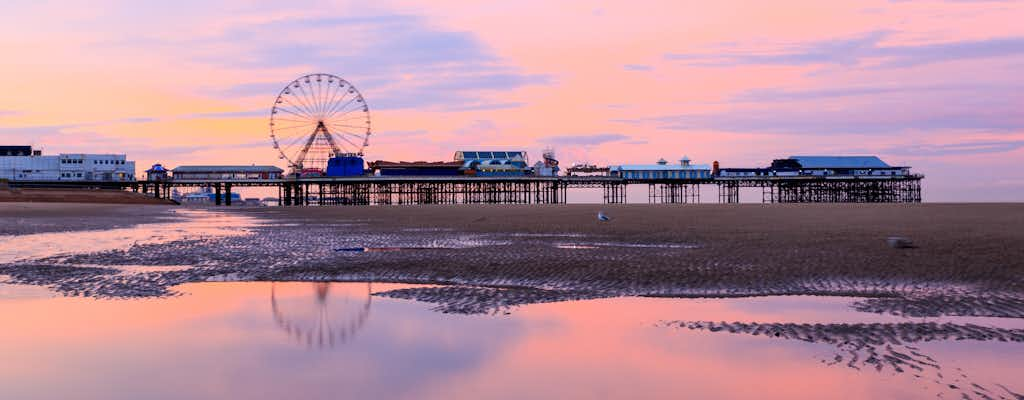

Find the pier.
xmin=9 ymin=174 xmax=923 ymax=205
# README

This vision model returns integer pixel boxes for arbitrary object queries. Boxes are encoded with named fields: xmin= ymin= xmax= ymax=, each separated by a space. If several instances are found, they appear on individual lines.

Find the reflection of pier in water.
xmin=270 ymin=282 xmax=372 ymax=349
xmin=666 ymin=320 xmax=1024 ymax=399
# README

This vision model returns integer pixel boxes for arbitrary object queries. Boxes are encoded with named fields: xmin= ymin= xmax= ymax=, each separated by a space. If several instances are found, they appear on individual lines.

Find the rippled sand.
xmin=3 ymin=203 xmax=1024 ymax=399
xmin=2 ymin=203 xmax=1023 ymax=316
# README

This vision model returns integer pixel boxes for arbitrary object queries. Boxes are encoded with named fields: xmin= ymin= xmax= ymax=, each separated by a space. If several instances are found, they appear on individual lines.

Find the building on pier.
xmin=0 ymin=146 xmax=135 ymax=181
xmin=454 ymin=150 xmax=530 ymax=176
xmin=717 ymin=156 xmax=911 ymax=177
xmin=368 ymin=160 xmax=463 ymax=176
xmin=170 ymin=165 xmax=283 ymax=180
xmin=146 ymin=164 xmax=170 ymax=181
xmin=609 ymin=157 xmax=711 ymax=180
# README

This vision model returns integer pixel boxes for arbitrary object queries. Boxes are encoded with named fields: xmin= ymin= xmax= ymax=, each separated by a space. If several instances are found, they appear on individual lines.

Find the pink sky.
xmin=0 ymin=0 xmax=1022 ymax=201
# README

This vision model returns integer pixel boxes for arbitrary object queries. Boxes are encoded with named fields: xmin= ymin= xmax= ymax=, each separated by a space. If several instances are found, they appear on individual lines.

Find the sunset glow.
xmin=1 ymin=0 xmax=1022 ymax=200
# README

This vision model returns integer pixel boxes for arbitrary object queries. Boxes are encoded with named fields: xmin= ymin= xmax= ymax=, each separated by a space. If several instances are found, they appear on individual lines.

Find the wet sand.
xmin=0 ymin=188 xmax=175 ymax=205
xmin=4 ymin=203 xmax=1023 ymax=399
xmin=0 ymin=202 xmax=177 ymax=235
xmin=3 ymin=203 xmax=1024 ymax=317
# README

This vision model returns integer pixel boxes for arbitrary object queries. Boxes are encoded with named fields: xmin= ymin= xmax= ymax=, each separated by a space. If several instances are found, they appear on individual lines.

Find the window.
xmin=492 ymin=152 xmax=507 ymax=159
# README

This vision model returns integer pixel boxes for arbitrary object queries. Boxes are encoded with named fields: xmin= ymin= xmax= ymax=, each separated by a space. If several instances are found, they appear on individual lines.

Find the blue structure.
xmin=325 ymin=156 xmax=365 ymax=177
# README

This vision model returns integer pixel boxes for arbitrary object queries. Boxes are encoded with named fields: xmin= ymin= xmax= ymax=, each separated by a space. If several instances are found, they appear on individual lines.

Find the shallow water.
xmin=2 ymin=209 xmax=1023 ymax=399
xmin=0 ymin=209 xmax=257 ymax=264
xmin=0 ymin=282 xmax=1021 ymax=400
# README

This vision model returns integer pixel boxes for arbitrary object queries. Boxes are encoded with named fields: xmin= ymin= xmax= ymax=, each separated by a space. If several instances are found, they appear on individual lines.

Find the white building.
xmin=0 ymin=149 xmax=136 ymax=181
xmin=609 ymin=157 xmax=712 ymax=180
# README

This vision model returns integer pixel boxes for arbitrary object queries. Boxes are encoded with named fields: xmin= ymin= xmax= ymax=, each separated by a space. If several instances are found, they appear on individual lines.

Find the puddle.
xmin=0 ymin=277 xmax=56 ymax=299
xmin=0 ymin=282 xmax=1020 ymax=400
xmin=333 ymin=236 xmax=511 ymax=252
xmin=552 ymin=241 xmax=699 ymax=250
xmin=554 ymin=243 xmax=600 ymax=249
xmin=0 ymin=209 xmax=259 ymax=264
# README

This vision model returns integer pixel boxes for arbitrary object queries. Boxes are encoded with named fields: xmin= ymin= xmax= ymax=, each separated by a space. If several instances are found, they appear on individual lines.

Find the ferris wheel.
xmin=269 ymin=73 xmax=371 ymax=173
xmin=270 ymin=282 xmax=372 ymax=349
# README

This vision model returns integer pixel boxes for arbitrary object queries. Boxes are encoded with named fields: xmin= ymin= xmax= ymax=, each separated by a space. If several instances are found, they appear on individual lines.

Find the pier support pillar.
xmin=214 ymin=183 xmax=222 ymax=206
xmin=225 ymin=183 xmax=232 ymax=206
xmin=154 ymin=182 xmax=161 ymax=199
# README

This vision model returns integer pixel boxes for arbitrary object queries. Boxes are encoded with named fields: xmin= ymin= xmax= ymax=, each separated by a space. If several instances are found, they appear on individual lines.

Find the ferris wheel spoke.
xmin=272 ymin=123 xmax=318 ymax=132
xmin=285 ymin=84 xmax=318 ymax=118
xmin=323 ymin=82 xmax=346 ymax=115
xmin=332 ymin=134 xmax=360 ymax=153
xmin=310 ymin=77 xmax=323 ymax=116
xmin=327 ymin=123 xmax=370 ymax=130
xmin=277 ymin=100 xmax=316 ymax=120
xmin=285 ymin=90 xmax=315 ymax=121
xmin=294 ymin=84 xmax=321 ymax=120
xmin=272 ymin=117 xmax=315 ymax=124
xmin=325 ymin=97 xmax=361 ymax=120
xmin=325 ymin=88 xmax=359 ymax=118
xmin=325 ymin=124 xmax=369 ymax=142
xmin=338 ymin=135 xmax=362 ymax=151
xmin=327 ymin=106 xmax=366 ymax=122
xmin=281 ymin=132 xmax=316 ymax=155
xmin=327 ymin=114 xmax=369 ymax=123
xmin=275 ymin=105 xmax=316 ymax=121
xmin=282 ymin=128 xmax=317 ymax=145
xmin=323 ymin=90 xmax=353 ymax=119
xmin=313 ymin=77 xmax=329 ymax=116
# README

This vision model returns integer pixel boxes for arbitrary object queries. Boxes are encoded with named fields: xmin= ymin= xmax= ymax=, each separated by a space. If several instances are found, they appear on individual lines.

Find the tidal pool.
xmin=0 ymin=282 xmax=1020 ymax=400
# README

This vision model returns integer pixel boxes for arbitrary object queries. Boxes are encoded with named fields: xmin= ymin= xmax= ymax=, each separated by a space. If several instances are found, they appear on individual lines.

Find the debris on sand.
xmin=887 ymin=236 xmax=915 ymax=249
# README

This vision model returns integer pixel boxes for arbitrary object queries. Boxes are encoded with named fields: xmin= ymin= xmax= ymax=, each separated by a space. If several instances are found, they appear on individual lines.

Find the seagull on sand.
xmin=597 ymin=211 xmax=611 ymax=221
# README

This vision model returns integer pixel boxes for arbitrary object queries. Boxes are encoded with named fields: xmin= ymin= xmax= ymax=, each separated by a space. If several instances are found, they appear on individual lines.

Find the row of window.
xmin=621 ymin=170 xmax=710 ymax=179
xmin=457 ymin=151 xmax=525 ymax=160
xmin=61 ymin=172 xmax=84 ymax=178
xmin=60 ymin=159 xmax=127 ymax=165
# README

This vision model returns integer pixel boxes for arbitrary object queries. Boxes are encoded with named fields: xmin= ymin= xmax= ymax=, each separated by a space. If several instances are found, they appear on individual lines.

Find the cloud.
xmin=544 ymin=133 xmax=631 ymax=146
xmin=181 ymin=110 xmax=266 ymax=119
xmin=165 ymin=14 xmax=551 ymax=111
xmin=883 ymin=139 xmax=1024 ymax=156
xmin=624 ymin=64 xmax=653 ymax=71
xmin=631 ymin=80 xmax=1024 ymax=135
xmin=729 ymin=83 xmax=1024 ymax=102
xmin=440 ymin=102 xmax=526 ymax=112
xmin=645 ymin=107 xmax=1022 ymax=135
xmin=667 ymin=31 xmax=1024 ymax=68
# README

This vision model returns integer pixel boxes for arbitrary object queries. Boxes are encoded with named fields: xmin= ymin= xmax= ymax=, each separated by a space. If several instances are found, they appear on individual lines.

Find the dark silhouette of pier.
xmin=8 ymin=174 xmax=923 ymax=205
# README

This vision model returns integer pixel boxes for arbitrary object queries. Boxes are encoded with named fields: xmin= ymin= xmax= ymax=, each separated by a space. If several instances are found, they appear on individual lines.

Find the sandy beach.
xmin=0 ymin=187 xmax=176 ymax=206
xmin=2 ymin=202 xmax=1023 ymax=318
xmin=0 ymin=202 xmax=177 ymax=235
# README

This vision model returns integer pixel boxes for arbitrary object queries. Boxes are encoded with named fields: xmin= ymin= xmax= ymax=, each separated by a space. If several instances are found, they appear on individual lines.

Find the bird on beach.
xmin=597 ymin=211 xmax=611 ymax=221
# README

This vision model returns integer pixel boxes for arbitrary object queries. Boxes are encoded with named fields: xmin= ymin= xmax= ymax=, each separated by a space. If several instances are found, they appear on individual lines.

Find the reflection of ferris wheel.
xmin=269 ymin=73 xmax=372 ymax=173
xmin=270 ymin=282 xmax=372 ymax=349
